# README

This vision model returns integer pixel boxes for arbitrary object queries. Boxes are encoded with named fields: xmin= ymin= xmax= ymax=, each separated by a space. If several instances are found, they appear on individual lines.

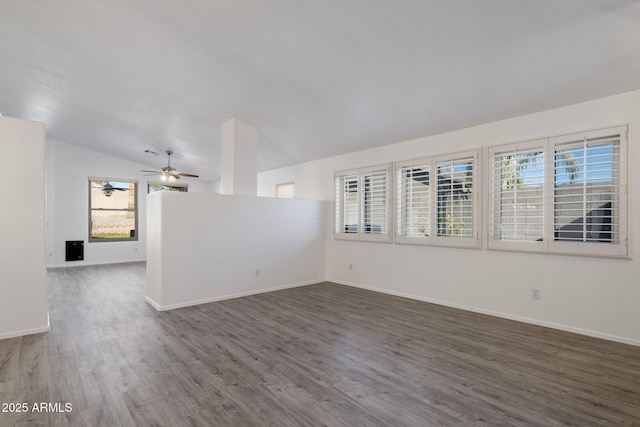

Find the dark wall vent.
xmin=65 ymin=240 xmax=84 ymax=262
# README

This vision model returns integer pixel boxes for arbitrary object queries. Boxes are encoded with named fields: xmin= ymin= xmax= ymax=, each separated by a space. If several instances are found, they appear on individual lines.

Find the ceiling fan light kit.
xmin=160 ymin=171 xmax=177 ymax=182
xmin=141 ymin=150 xmax=199 ymax=182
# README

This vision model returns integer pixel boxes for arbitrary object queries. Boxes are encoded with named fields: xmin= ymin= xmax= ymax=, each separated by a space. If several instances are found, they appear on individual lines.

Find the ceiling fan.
xmin=91 ymin=181 xmax=129 ymax=197
xmin=141 ymin=150 xmax=199 ymax=182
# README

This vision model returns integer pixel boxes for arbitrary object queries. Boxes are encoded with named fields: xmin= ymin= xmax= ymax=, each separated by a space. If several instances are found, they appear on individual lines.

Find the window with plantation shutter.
xmin=362 ymin=167 xmax=389 ymax=236
xmin=335 ymin=172 xmax=359 ymax=234
xmin=334 ymin=164 xmax=391 ymax=242
xmin=488 ymin=140 xmax=545 ymax=251
xmin=433 ymin=151 xmax=479 ymax=248
xmin=436 ymin=157 xmax=474 ymax=238
xmin=395 ymin=151 xmax=479 ymax=248
xmin=488 ymin=125 xmax=628 ymax=257
xmin=550 ymin=127 xmax=627 ymax=257
xmin=396 ymin=159 xmax=430 ymax=244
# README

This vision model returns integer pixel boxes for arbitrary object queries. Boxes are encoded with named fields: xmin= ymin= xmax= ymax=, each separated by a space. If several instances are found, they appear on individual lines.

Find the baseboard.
xmin=330 ymin=279 xmax=640 ymax=348
xmin=48 ymin=259 xmax=146 ymax=269
xmin=145 ymin=279 xmax=324 ymax=312
xmin=0 ymin=311 xmax=51 ymax=340
xmin=145 ymin=296 xmax=163 ymax=311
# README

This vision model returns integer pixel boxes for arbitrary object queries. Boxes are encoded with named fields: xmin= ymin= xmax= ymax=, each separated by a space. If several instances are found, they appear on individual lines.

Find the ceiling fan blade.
xmin=113 ymin=188 xmax=127 ymax=191
xmin=144 ymin=152 xmax=200 ymax=180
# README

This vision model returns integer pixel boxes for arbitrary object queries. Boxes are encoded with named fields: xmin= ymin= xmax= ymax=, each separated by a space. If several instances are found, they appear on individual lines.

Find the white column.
xmin=220 ymin=118 xmax=258 ymax=196
xmin=0 ymin=116 xmax=49 ymax=339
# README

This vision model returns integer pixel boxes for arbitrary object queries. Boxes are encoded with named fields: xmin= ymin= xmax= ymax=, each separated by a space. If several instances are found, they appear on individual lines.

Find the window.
xmin=148 ymin=182 xmax=188 ymax=193
xmin=335 ymin=172 xmax=359 ymax=234
xmin=489 ymin=126 xmax=628 ymax=257
xmin=396 ymin=151 xmax=479 ymax=248
xmin=89 ymin=178 xmax=138 ymax=242
xmin=396 ymin=159 xmax=431 ymax=244
xmin=335 ymin=164 xmax=391 ymax=242
xmin=551 ymin=127 xmax=627 ymax=256
xmin=276 ymin=182 xmax=295 ymax=198
xmin=435 ymin=155 xmax=476 ymax=241
xmin=489 ymin=140 xmax=545 ymax=252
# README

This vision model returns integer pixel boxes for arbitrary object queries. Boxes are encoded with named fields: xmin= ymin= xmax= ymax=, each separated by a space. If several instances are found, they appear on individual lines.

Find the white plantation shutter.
xmin=335 ymin=172 xmax=359 ymax=234
xmin=487 ymin=125 xmax=628 ymax=257
xmin=550 ymin=126 xmax=627 ymax=256
xmin=395 ymin=151 xmax=479 ymax=248
xmin=334 ymin=164 xmax=391 ymax=242
xmin=362 ymin=167 xmax=389 ymax=236
xmin=488 ymin=141 xmax=545 ymax=251
xmin=433 ymin=152 xmax=478 ymax=247
xmin=396 ymin=159 xmax=430 ymax=244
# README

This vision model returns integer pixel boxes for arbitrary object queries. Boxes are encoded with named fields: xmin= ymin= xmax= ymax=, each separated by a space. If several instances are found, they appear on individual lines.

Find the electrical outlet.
xmin=255 ymin=269 xmax=260 ymax=277
xmin=532 ymin=289 xmax=541 ymax=300
xmin=349 ymin=263 xmax=353 ymax=271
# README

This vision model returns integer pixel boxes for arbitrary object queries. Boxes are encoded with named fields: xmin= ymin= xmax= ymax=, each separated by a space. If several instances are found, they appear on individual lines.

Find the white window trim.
xmin=334 ymin=168 xmax=359 ymax=240
xmin=548 ymin=126 xmax=628 ymax=258
xmin=88 ymin=177 xmax=139 ymax=243
xmin=395 ymin=150 xmax=481 ymax=249
xmin=431 ymin=150 xmax=480 ymax=249
xmin=487 ymin=125 xmax=628 ymax=258
xmin=334 ymin=164 xmax=392 ymax=243
xmin=395 ymin=157 xmax=432 ymax=246
xmin=488 ymin=138 xmax=547 ymax=253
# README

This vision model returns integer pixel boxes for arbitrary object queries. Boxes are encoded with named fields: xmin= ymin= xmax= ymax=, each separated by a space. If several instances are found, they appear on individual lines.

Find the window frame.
xmin=334 ymin=164 xmax=392 ymax=243
xmin=488 ymin=138 xmax=547 ymax=253
xmin=487 ymin=125 xmax=628 ymax=258
xmin=334 ymin=169 xmax=360 ymax=238
xmin=275 ymin=181 xmax=295 ymax=199
xmin=432 ymin=150 xmax=480 ymax=248
xmin=395 ymin=158 xmax=432 ymax=245
xmin=549 ymin=126 xmax=628 ymax=257
xmin=88 ymin=177 xmax=139 ymax=243
xmin=147 ymin=182 xmax=188 ymax=193
xmin=395 ymin=150 xmax=480 ymax=249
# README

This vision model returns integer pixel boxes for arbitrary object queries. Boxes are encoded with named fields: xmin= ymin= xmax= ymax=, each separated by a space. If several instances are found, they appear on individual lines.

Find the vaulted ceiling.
xmin=1 ymin=1 xmax=639 ymax=182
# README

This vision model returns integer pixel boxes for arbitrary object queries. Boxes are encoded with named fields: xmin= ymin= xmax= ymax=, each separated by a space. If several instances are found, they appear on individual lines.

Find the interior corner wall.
xmin=258 ymin=90 xmax=640 ymax=346
xmin=46 ymin=140 xmax=211 ymax=267
xmin=0 ymin=116 xmax=49 ymax=339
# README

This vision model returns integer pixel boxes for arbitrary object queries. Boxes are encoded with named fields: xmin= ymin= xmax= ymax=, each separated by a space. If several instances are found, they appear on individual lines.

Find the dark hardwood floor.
xmin=1 ymin=262 xmax=639 ymax=426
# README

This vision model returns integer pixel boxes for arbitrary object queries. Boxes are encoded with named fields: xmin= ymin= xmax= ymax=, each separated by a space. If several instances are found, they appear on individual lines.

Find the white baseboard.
xmin=48 ymin=259 xmax=146 ymax=269
xmin=145 ymin=279 xmax=324 ymax=312
xmin=145 ymin=296 xmax=163 ymax=311
xmin=0 ymin=311 xmax=51 ymax=340
xmin=330 ymin=279 xmax=640 ymax=348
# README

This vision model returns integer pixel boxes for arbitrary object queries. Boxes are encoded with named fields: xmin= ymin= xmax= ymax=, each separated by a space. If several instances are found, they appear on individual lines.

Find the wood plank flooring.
xmin=1 ymin=262 xmax=640 ymax=426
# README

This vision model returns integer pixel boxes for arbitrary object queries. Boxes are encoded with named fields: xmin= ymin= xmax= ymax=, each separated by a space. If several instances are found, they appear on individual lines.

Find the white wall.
xmin=146 ymin=192 xmax=327 ymax=310
xmin=258 ymin=90 xmax=640 ymax=346
xmin=0 ymin=116 xmax=49 ymax=339
xmin=46 ymin=140 xmax=211 ymax=267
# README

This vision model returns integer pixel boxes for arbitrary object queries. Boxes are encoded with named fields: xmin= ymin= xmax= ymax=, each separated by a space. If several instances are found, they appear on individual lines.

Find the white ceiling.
xmin=1 ymin=1 xmax=639 ymax=182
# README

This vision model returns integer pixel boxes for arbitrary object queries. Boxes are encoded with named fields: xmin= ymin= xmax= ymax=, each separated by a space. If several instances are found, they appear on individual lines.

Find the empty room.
xmin=1 ymin=1 xmax=640 ymax=426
